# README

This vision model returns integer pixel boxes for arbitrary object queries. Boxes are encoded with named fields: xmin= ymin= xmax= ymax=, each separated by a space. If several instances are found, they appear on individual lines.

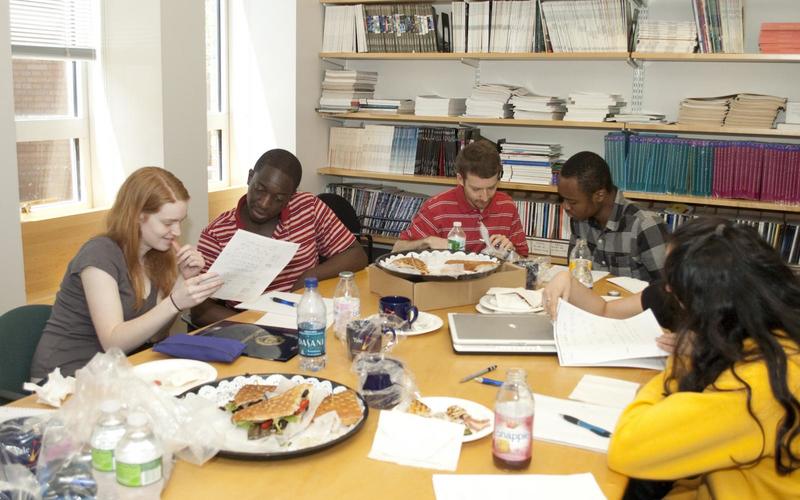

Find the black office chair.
xmin=318 ymin=192 xmax=374 ymax=262
xmin=0 ymin=304 xmax=52 ymax=403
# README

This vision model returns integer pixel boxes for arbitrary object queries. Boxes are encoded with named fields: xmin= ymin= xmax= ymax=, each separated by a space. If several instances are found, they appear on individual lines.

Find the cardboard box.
xmin=368 ymin=262 xmax=526 ymax=310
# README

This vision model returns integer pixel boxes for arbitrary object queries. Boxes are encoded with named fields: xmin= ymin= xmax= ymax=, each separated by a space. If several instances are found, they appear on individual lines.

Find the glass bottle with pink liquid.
xmin=492 ymin=368 xmax=535 ymax=470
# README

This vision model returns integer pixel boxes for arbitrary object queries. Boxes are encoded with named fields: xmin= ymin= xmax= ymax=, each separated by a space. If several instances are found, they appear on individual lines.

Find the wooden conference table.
xmin=15 ymin=270 xmax=656 ymax=500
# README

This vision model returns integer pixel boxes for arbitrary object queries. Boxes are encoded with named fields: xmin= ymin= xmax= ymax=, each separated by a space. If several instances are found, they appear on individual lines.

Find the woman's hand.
xmin=542 ymin=270 xmax=572 ymax=319
xmin=170 ymin=272 xmax=223 ymax=310
xmin=173 ymin=242 xmax=205 ymax=279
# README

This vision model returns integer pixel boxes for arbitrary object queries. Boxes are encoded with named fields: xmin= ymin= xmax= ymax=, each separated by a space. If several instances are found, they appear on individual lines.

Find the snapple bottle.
xmin=492 ymin=368 xmax=534 ymax=470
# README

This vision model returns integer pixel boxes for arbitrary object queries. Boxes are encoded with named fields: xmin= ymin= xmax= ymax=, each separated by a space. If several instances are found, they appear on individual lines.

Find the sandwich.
xmin=313 ymin=390 xmax=363 ymax=426
xmin=407 ymin=399 xmax=432 ymax=417
xmin=391 ymin=256 xmax=430 ymax=275
xmin=225 ymin=384 xmax=278 ymax=412
xmin=446 ymin=405 xmax=491 ymax=435
xmin=444 ymin=259 xmax=496 ymax=273
xmin=231 ymin=383 xmax=313 ymax=440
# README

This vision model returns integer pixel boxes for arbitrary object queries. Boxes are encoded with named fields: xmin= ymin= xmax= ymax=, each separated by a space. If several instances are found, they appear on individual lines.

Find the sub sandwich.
xmin=231 ymin=383 xmax=313 ymax=440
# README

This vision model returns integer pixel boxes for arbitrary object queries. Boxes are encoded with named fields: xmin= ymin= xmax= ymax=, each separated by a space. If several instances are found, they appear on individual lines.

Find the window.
xmin=206 ymin=0 xmax=230 ymax=186
xmin=10 ymin=0 xmax=96 ymax=212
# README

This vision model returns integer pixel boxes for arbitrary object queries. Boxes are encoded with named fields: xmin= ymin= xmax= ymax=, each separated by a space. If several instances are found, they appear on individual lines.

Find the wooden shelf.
xmin=319 ymin=167 xmax=800 ymax=213
xmin=320 ymin=52 xmax=631 ymax=61
xmin=320 ymin=112 xmax=626 ymax=130
xmin=632 ymin=52 xmax=800 ymax=63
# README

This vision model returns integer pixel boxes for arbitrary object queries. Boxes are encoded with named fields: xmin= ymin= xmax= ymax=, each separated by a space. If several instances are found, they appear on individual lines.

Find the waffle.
xmin=444 ymin=259 xmax=496 ymax=272
xmin=407 ymin=398 xmax=432 ymax=417
xmin=232 ymin=383 xmax=312 ymax=423
xmin=313 ymin=390 xmax=363 ymax=426
xmin=232 ymin=384 xmax=278 ymax=408
xmin=392 ymin=256 xmax=430 ymax=274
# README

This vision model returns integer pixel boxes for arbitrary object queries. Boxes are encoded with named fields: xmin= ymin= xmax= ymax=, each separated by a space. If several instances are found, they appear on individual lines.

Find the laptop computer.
xmin=448 ymin=313 xmax=556 ymax=354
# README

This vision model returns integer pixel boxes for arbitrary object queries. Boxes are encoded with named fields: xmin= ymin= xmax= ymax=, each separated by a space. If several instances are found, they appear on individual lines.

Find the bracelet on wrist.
xmin=169 ymin=293 xmax=182 ymax=313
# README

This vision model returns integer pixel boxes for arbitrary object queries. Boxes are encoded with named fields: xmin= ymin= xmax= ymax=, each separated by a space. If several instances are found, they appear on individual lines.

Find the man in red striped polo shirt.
xmin=394 ymin=140 xmax=529 ymax=257
xmin=191 ymin=149 xmax=367 ymax=326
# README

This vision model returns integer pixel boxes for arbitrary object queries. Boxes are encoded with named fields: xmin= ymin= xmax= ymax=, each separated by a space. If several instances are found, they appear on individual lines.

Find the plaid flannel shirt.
xmin=569 ymin=190 xmax=668 ymax=282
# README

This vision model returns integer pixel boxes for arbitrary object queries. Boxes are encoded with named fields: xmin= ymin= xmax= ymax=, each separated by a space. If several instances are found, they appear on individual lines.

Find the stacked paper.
xmin=321 ymin=5 xmax=367 ymax=53
xmin=318 ymin=70 xmax=378 ymax=113
xmin=415 ymin=95 xmax=467 ymax=116
xmin=511 ymin=94 xmax=566 ymax=121
xmin=607 ymin=112 xmax=666 ymax=123
xmin=759 ymin=23 xmax=800 ymax=54
xmin=564 ymin=92 xmax=626 ymax=122
xmin=499 ymin=141 xmax=562 ymax=185
xmin=677 ymin=95 xmax=733 ymax=126
xmin=465 ymin=84 xmax=527 ymax=119
xmin=356 ymin=98 xmax=414 ymax=114
xmin=636 ymin=21 xmax=698 ymax=53
xmin=724 ymin=93 xmax=787 ymax=129
xmin=777 ymin=101 xmax=800 ymax=132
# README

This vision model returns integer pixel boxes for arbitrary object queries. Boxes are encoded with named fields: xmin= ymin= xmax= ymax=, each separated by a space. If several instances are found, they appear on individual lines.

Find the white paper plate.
xmin=419 ymin=396 xmax=494 ymax=443
xmin=400 ymin=311 xmax=444 ymax=336
xmin=475 ymin=303 xmax=501 ymax=314
xmin=479 ymin=294 xmax=536 ymax=313
xmin=133 ymin=359 xmax=218 ymax=396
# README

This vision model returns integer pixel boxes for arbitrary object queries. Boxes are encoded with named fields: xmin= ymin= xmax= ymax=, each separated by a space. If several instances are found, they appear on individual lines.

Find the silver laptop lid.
xmin=449 ymin=313 xmax=554 ymax=346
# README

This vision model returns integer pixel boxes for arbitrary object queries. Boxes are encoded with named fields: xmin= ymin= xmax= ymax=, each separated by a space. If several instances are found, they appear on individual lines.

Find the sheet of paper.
xmin=541 ymin=265 xmax=609 ymax=284
xmin=432 ymin=472 xmax=606 ymax=500
xmin=208 ymin=230 xmax=299 ymax=302
xmin=554 ymin=300 xmax=668 ymax=368
xmin=569 ymin=374 xmax=640 ymax=409
xmin=369 ymin=410 xmax=463 ymax=471
xmin=240 ymin=291 xmax=334 ymax=328
xmin=607 ymin=276 xmax=649 ymax=294
xmin=533 ymin=393 xmax=622 ymax=453
xmin=0 ymin=406 xmax=55 ymax=424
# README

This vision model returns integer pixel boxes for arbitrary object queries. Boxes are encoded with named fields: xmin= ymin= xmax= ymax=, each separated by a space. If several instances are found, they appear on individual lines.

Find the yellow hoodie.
xmin=608 ymin=339 xmax=800 ymax=499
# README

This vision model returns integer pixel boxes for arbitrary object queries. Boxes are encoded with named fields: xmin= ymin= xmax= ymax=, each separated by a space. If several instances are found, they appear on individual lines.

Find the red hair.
xmin=105 ymin=167 xmax=189 ymax=309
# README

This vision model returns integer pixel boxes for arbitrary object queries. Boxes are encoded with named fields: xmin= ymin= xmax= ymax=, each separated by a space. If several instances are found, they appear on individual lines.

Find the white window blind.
xmin=9 ymin=0 xmax=96 ymax=60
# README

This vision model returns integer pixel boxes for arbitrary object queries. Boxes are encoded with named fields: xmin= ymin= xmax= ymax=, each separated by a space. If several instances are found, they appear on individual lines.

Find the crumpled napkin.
xmin=368 ymin=410 xmax=463 ymax=471
xmin=486 ymin=287 xmax=543 ymax=311
xmin=23 ymin=368 xmax=75 ymax=407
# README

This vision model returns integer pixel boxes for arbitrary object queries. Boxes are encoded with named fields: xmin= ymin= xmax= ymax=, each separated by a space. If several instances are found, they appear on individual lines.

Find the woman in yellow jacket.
xmin=607 ymin=218 xmax=800 ymax=499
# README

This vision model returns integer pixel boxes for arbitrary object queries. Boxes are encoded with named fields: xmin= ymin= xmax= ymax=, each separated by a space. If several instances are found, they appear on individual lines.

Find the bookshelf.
xmin=321 ymin=51 xmax=632 ymax=61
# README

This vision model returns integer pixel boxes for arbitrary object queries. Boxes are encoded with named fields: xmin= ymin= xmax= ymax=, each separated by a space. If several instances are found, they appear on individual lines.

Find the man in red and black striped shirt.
xmin=192 ymin=149 xmax=367 ymax=326
xmin=394 ymin=140 xmax=529 ymax=257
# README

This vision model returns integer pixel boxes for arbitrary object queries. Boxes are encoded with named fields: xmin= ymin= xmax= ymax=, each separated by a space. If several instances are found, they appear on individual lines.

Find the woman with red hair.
xmin=31 ymin=167 xmax=222 ymax=378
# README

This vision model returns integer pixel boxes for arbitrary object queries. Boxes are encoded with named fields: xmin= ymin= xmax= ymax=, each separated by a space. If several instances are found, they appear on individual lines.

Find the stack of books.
xmin=677 ymin=95 xmax=733 ymax=127
xmin=318 ymin=70 xmax=378 ymax=114
xmin=356 ymin=99 xmax=414 ymax=114
xmin=759 ymin=23 xmax=800 ymax=54
xmin=322 ymin=4 xmax=367 ymax=53
xmin=414 ymin=95 xmax=467 ymax=116
xmin=692 ymin=0 xmax=744 ymax=53
xmin=777 ymin=102 xmax=800 ymax=132
xmin=564 ymin=92 xmax=625 ymax=122
xmin=724 ymin=94 xmax=787 ymax=129
xmin=510 ymin=94 xmax=566 ymax=120
xmin=499 ymin=140 xmax=561 ymax=185
xmin=540 ymin=0 xmax=630 ymax=52
xmin=635 ymin=21 xmax=698 ymax=53
xmin=361 ymin=3 xmax=438 ymax=52
xmin=327 ymin=183 xmax=428 ymax=237
xmin=607 ymin=112 xmax=666 ymax=124
xmin=465 ymin=84 xmax=525 ymax=119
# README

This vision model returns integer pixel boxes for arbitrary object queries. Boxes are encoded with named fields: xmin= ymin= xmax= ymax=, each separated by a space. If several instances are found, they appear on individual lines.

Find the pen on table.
xmin=272 ymin=297 xmax=297 ymax=307
xmin=473 ymin=377 xmax=503 ymax=387
xmin=459 ymin=364 xmax=497 ymax=383
xmin=560 ymin=414 xmax=612 ymax=438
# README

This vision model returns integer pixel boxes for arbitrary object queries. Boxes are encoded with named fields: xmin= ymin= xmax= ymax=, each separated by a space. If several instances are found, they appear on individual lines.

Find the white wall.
xmin=0 ymin=0 xmax=28 ymax=310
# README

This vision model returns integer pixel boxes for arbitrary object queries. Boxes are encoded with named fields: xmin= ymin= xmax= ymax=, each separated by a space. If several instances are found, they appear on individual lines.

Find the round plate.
xmin=179 ymin=373 xmax=368 ymax=460
xmin=133 ymin=359 xmax=218 ymax=397
xmin=400 ymin=311 xmax=444 ymax=336
xmin=375 ymin=250 xmax=501 ymax=282
xmin=475 ymin=303 xmax=501 ymax=314
xmin=479 ymin=294 xmax=536 ymax=313
xmin=417 ymin=396 xmax=494 ymax=443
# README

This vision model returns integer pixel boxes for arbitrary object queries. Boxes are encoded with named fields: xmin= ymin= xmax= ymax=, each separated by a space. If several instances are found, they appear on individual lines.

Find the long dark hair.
xmin=664 ymin=217 xmax=800 ymax=474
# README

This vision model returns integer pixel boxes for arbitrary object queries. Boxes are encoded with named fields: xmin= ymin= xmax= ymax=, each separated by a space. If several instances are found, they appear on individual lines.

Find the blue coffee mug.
xmin=378 ymin=296 xmax=419 ymax=327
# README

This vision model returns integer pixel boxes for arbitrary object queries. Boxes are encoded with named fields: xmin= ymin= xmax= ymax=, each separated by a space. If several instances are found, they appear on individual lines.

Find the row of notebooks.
xmin=514 ymin=197 xmax=571 ymax=241
xmin=605 ymin=133 xmax=800 ymax=204
xmin=692 ymin=0 xmax=744 ymax=54
xmin=323 ymin=3 xmax=439 ymax=53
xmin=326 ymin=183 xmax=426 ymax=237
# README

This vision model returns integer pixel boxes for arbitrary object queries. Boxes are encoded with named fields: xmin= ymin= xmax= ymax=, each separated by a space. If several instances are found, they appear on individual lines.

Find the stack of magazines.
xmin=564 ymin=92 xmax=626 ymax=122
xmin=318 ymin=70 xmax=378 ymax=114
xmin=414 ymin=95 xmax=467 ymax=116
xmin=511 ymin=94 xmax=566 ymax=120
xmin=465 ymin=84 xmax=526 ymax=119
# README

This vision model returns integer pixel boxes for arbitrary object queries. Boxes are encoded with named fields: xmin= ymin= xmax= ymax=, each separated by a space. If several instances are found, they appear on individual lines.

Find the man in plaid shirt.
xmin=559 ymin=151 xmax=667 ymax=282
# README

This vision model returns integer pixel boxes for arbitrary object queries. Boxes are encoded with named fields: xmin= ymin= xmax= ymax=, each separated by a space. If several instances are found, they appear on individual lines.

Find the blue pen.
xmin=474 ymin=377 xmax=503 ymax=387
xmin=272 ymin=297 xmax=297 ymax=307
xmin=560 ymin=414 xmax=612 ymax=438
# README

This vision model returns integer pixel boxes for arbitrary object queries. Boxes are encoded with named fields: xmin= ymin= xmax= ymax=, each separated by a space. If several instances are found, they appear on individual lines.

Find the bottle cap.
xmin=99 ymin=400 xmax=121 ymax=414
xmin=339 ymin=271 xmax=354 ymax=279
xmin=304 ymin=277 xmax=318 ymax=288
xmin=126 ymin=412 xmax=148 ymax=427
xmin=453 ymin=222 xmax=462 ymax=227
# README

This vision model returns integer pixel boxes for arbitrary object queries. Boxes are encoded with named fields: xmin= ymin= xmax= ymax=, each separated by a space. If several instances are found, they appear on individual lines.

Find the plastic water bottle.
xmin=333 ymin=271 xmax=360 ymax=341
xmin=298 ymin=277 xmax=327 ymax=371
xmin=492 ymin=368 xmax=535 ymax=470
xmin=115 ymin=412 xmax=163 ymax=499
xmin=569 ymin=238 xmax=594 ymax=288
xmin=447 ymin=221 xmax=466 ymax=251
xmin=90 ymin=400 xmax=126 ymax=499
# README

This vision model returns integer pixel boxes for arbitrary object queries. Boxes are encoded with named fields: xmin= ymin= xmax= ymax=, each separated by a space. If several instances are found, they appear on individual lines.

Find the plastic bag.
xmin=36 ymin=420 xmax=97 ymax=500
xmin=342 ymin=313 xmax=403 ymax=360
xmin=351 ymin=353 xmax=417 ymax=410
xmin=0 ymin=427 xmax=40 ymax=500
xmin=478 ymin=222 xmax=519 ymax=262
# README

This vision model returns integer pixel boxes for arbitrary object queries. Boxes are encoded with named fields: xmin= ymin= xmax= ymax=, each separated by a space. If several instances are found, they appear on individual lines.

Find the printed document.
xmin=432 ymin=472 xmax=605 ymax=500
xmin=208 ymin=230 xmax=299 ymax=302
xmin=555 ymin=300 xmax=667 ymax=369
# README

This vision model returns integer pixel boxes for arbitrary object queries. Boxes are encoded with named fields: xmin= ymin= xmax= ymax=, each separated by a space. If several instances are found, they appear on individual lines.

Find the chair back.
xmin=0 ymin=304 xmax=52 ymax=403
xmin=318 ymin=192 xmax=374 ymax=262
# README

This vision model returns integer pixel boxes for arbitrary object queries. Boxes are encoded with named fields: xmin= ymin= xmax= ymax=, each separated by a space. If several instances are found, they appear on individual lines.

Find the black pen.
xmin=459 ymin=364 xmax=497 ymax=383
xmin=560 ymin=414 xmax=612 ymax=438
xmin=272 ymin=297 xmax=297 ymax=307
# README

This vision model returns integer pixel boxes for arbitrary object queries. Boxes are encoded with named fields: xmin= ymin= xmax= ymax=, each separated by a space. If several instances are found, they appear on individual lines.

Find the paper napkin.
xmin=22 ymin=368 xmax=75 ymax=408
xmin=368 ymin=410 xmax=464 ymax=471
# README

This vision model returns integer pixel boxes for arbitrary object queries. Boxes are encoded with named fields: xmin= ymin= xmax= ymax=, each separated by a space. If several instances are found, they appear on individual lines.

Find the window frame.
xmin=207 ymin=0 xmax=230 ymax=189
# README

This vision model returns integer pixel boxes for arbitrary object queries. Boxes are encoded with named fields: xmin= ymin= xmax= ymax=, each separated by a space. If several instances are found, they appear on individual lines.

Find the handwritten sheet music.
xmin=554 ymin=300 xmax=667 ymax=369
xmin=208 ymin=230 xmax=299 ymax=302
